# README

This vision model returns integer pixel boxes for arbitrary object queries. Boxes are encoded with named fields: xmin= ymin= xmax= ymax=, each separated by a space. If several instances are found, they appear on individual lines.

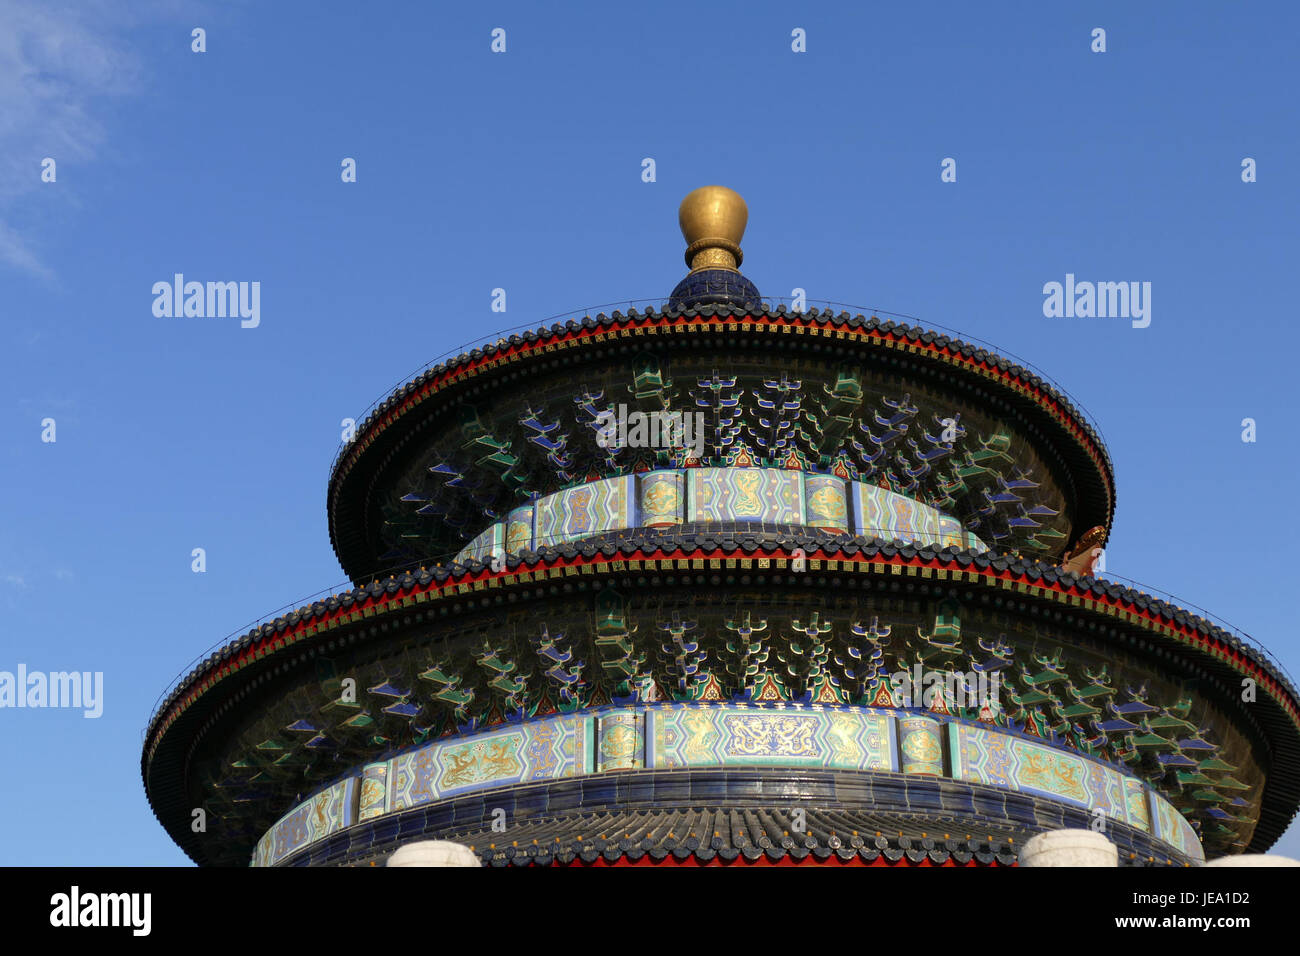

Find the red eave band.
xmin=145 ymin=546 xmax=1298 ymax=763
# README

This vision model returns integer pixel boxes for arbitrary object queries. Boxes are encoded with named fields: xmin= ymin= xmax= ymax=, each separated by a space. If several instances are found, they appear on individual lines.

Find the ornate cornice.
xmin=145 ymin=542 xmax=1299 ymax=751
xmin=326 ymin=308 xmax=1116 ymax=581
xmin=143 ymin=532 xmax=1300 ymax=864
xmin=273 ymin=771 xmax=1196 ymax=868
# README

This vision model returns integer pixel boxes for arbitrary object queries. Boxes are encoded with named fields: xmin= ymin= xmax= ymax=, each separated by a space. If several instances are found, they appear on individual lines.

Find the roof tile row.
xmin=145 ymin=528 xmax=1295 ymax=739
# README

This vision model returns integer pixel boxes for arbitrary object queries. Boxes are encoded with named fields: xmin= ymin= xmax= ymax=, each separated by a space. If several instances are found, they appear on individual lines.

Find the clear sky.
xmin=2 ymin=0 xmax=1297 ymax=865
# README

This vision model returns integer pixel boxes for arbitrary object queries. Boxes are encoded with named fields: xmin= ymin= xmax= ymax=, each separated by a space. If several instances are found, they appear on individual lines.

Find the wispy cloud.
xmin=0 ymin=218 xmax=52 ymax=278
xmin=0 ymin=0 xmax=186 ymax=276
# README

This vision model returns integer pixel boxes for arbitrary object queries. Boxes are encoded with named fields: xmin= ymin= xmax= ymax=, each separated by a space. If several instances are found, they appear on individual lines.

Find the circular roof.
xmin=327 ymin=306 xmax=1116 ymax=584
xmin=143 ymin=533 xmax=1299 ymax=866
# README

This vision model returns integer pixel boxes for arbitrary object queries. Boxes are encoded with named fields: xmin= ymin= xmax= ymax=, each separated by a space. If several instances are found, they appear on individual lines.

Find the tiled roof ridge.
xmin=328 ymin=306 xmax=1114 ymax=488
xmin=466 ymin=818 xmax=1181 ymax=868
xmin=282 ymin=795 xmax=1194 ymax=868
xmin=144 ymin=528 xmax=1299 ymax=746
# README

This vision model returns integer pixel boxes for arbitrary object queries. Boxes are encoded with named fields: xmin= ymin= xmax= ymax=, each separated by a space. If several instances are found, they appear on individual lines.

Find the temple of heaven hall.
xmin=143 ymin=186 xmax=1300 ymax=867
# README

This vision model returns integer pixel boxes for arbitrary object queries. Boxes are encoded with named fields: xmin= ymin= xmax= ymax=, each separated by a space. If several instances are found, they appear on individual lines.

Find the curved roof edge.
xmin=146 ymin=532 xmax=1298 ymax=748
xmin=325 ymin=307 xmax=1117 ymax=580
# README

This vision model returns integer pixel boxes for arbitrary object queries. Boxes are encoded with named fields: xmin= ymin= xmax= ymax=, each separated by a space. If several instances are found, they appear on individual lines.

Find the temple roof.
xmin=142 ymin=529 xmax=1300 ymax=864
xmin=145 ymin=187 xmax=1295 ymax=870
xmin=327 ymin=306 xmax=1116 ymax=583
xmin=146 ymin=531 xmax=1300 ymax=736
xmin=332 ymin=306 xmax=1110 ymax=481
xmin=272 ymin=767 xmax=1196 ymax=867
xmin=316 ymin=806 xmax=1184 ymax=868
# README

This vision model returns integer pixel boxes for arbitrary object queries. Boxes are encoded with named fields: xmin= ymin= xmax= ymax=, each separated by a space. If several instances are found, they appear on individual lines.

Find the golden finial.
xmin=678 ymin=185 xmax=748 ymax=273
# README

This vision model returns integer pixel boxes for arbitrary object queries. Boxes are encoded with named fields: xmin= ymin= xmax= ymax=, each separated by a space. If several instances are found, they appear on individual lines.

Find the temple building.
xmin=143 ymin=187 xmax=1300 ymax=866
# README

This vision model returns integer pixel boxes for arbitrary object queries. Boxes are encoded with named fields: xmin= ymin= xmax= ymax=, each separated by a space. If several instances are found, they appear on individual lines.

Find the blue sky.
xmin=2 ymin=0 xmax=1297 ymax=865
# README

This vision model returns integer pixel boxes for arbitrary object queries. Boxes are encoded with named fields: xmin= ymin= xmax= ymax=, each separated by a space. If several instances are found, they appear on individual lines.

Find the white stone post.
xmin=1020 ymin=828 xmax=1118 ymax=867
xmin=387 ymin=840 xmax=481 ymax=867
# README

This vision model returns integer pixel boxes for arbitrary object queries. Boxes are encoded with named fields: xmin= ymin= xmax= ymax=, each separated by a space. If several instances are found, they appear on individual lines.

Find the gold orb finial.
xmin=678 ymin=185 xmax=748 ymax=273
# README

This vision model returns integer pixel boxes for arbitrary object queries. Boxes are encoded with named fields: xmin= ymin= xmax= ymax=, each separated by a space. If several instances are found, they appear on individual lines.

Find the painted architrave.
xmin=358 ymin=760 xmax=389 ymax=822
xmin=505 ymin=505 xmax=534 ymax=554
xmin=852 ymin=481 xmax=942 ymax=545
xmin=1149 ymin=789 xmax=1204 ymax=862
xmin=639 ymin=470 xmax=684 ymax=527
xmin=936 ymin=515 xmax=965 ymax=550
xmin=387 ymin=712 xmax=588 ymax=814
xmin=689 ymin=467 xmax=805 ymax=524
xmin=534 ymin=475 xmax=632 ymax=550
xmin=455 ymin=522 xmax=504 ymax=565
xmin=251 ymin=705 xmax=1206 ymax=866
xmin=454 ymin=468 xmax=987 ymax=562
xmin=597 ymin=710 xmax=646 ymax=771
xmin=898 ymin=714 xmax=944 ymax=775
xmin=946 ymin=722 xmax=1202 ymax=857
xmin=651 ymin=704 xmax=895 ymax=772
xmin=252 ymin=775 xmax=356 ymax=868
xmin=804 ymin=474 xmax=849 ymax=533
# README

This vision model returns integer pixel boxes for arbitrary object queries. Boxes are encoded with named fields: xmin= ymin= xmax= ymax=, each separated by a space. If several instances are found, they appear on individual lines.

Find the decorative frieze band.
xmin=251 ymin=702 xmax=1201 ymax=867
xmin=454 ymin=467 xmax=986 ymax=565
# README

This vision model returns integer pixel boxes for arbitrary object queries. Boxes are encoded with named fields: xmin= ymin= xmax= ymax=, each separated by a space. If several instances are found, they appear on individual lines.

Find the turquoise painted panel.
xmin=1149 ymin=790 xmax=1204 ymax=862
xmin=453 ymin=468 xmax=986 ymax=563
xmin=804 ymin=474 xmax=849 ymax=532
xmin=505 ymin=505 xmax=534 ymax=554
xmin=949 ymin=722 xmax=1187 ymax=848
xmin=252 ymin=776 xmax=356 ymax=868
xmin=639 ymin=470 xmax=683 ymax=527
xmin=690 ymin=468 xmax=804 ymax=524
xmin=387 ymin=712 xmax=588 ymax=812
xmin=454 ymin=523 xmax=503 ymax=565
xmin=898 ymin=714 xmax=944 ymax=775
xmin=652 ymin=704 xmax=894 ymax=771
xmin=251 ymin=704 xmax=1200 ymax=865
xmin=534 ymin=476 xmax=632 ymax=550
xmin=597 ymin=710 xmax=645 ymax=771
xmin=853 ymin=482 xmax=941 ymax=544
xmin=358 ymin=760 xmax=389 ymax=822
